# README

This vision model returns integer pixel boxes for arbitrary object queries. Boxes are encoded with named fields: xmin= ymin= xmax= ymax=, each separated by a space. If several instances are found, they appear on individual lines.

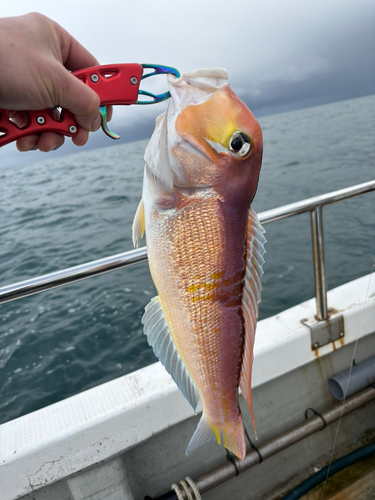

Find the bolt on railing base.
xmin=301 ymin=313 xmax=345 ymax=351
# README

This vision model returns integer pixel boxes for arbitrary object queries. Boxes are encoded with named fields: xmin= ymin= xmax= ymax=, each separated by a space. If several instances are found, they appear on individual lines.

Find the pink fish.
xmin=133 ymin=69 xmax=265 ymax=460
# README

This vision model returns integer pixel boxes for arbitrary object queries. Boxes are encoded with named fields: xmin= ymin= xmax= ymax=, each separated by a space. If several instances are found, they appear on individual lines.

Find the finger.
xmin=72 ymin=127 xmax=89 ymax=147
xmin=55 ymin=65 xmax=101 ymax=132
xmin=17 ymin=134 xmax=40 ymax=152
xmin=106 ymin=105 xmax=113 ymax=122
xmin=37 ymin=132 xmax=65 ymax=152
xmin=55 ymin=22 xmax=99 ymax=71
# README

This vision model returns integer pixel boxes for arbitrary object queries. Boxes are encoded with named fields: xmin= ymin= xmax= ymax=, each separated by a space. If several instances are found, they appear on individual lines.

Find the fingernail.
xmin=90 ymin=114 xmax=102 ymax=132
xmin=42 ymin=144 xmax=57 ymax=153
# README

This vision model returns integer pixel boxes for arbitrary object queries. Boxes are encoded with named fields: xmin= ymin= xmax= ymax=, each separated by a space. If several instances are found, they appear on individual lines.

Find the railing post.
xmin=310 ymin=207 xmax=328 ymax=320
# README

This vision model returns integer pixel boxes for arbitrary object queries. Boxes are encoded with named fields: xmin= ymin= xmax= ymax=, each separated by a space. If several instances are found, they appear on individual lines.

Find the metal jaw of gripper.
xmin=99 ymin=64 xmax=181 ymax=139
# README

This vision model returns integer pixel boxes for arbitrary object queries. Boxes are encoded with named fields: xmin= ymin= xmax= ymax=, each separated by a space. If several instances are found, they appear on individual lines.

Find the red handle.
xmin=0 ymin=63 xmax=143 ymax=147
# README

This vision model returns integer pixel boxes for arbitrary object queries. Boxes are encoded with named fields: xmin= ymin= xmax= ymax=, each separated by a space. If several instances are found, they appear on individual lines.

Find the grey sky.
xmin=1 ymin=0 xmax=374 ymax=166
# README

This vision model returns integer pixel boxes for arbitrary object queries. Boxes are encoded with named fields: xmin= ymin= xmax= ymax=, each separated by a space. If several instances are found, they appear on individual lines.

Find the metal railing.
xmin=0 ymin=180 xmax=374 ymax=320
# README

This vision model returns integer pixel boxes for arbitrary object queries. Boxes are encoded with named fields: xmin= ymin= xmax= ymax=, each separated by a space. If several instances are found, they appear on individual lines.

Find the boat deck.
xmin=301 ymin=452 xmax=375 ymax=500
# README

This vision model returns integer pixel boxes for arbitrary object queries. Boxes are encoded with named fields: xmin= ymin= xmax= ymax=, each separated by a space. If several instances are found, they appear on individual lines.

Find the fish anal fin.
xmin=240 ymin=207 xmax=266 ymax=440
xmin=132 ymin=199 xmax=145 ymax=248
xmin=142 ymin=296 xmax=200 ymax=411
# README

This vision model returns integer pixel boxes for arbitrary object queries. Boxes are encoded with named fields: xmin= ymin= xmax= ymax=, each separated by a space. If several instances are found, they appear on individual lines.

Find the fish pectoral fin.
xmin=185 ymin=412 xmax=217 ymax=456
xmin=142 ymin=296 xmax=200 ymax=411
xmin=240 ymin=207 xmax=266 ymax=439
xmin=132 ymin=199 xmax=145 ymax=248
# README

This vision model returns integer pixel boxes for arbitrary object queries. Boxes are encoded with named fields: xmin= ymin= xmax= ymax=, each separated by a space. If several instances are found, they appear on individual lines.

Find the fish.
xmin=132 ymin=68 xmax=265 ymax=460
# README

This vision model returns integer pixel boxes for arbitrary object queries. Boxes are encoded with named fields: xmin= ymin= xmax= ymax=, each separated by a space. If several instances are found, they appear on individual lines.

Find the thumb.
xmin=56 ymin=66 xmax=101 ymax=132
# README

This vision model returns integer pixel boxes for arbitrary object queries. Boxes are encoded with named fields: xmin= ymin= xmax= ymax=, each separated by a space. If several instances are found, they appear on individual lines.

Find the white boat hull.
xmin=1 ymin=273 xmax=374 ymax=500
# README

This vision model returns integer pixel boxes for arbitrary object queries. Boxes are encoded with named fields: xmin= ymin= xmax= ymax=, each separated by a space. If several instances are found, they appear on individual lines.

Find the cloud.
xmin=0 ymin=0 xmax=374 ymax=166
xmin=234 ymin=56 xmax=332 ymax=99
xmin=265 ymin=56 xmax=331 ymax=86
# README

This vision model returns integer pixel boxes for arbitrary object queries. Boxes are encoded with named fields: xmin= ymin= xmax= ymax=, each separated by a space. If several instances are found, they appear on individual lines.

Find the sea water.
xmin=0 ymin=95 xmax=374 ymax=424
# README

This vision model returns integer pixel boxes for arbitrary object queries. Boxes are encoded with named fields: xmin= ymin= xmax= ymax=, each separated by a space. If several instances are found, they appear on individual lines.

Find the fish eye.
xmin=228 ymin=132 xmax=251 ymax=158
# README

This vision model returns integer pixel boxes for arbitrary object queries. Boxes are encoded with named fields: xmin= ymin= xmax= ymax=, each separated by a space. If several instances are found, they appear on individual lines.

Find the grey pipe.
xmin=328 ymin=356 xmax=375 ymax=400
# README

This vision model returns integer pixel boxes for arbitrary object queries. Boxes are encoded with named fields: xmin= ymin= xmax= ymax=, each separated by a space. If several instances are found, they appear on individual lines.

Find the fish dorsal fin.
xmin=142 ymin=296 xmax=200 ymax=411
xmin=132 ymin=198 xmax=145 ymax=248
xmin=239 ymin=207 xmax=266 ymax=439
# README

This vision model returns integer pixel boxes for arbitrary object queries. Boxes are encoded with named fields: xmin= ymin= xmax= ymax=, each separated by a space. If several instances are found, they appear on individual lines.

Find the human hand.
xmin=0 ymin=12 xmax=108 ymax=152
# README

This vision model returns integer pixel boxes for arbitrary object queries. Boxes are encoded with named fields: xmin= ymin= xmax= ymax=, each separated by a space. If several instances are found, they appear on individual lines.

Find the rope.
xmin=226 ymin=449 xmax=240 ymax=476
xmin=171 ymin=483 xmax=184 ymax=500
xmin=304 ymin=407 xmax=327 ymax=429
xmin=171 ymin=476 xmax=202 ymax=500
xmin=180 ymin=480 xmax=193 ymax=500
xmin=186 ymin=477 xmax=202 ymax=500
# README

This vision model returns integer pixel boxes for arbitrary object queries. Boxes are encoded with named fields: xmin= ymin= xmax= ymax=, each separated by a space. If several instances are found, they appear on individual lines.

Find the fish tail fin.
xmin=186 ymin=412 xmax=246 ymax=460
xmin=221 ymin=417 xmax=247 ymax=460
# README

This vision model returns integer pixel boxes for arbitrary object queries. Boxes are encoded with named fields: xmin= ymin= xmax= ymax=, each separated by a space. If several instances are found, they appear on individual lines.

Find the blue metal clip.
xmin=137 ymin=64 xmax=181 ymax=104
xmin=99 ymin=105 xmax=120 ymax=139
xmin=100 ymin=64 xmax=180 ymax=139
